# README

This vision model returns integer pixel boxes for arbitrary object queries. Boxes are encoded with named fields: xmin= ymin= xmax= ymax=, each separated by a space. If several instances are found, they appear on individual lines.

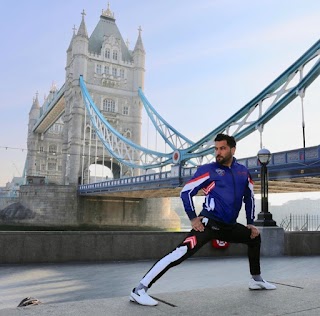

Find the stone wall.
xmin=0 ymin=231 xmax=318 ymax=264
xmin=0 ymin=197 xmax=19 ymax=211
xmin=0 ymin=231 xmax=247 ymax=264
xmin=284 ymin=231 xmax=320 ymax=255
xmin=78 ymin=196 xmax=180 ymax=230
xmin=17 ymin=185 xmax=79 ymax=226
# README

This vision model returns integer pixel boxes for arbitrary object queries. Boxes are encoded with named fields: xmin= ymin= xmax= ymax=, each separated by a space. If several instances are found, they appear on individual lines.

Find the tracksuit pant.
xmin=140 ymin=218 xmax=261 ymax=288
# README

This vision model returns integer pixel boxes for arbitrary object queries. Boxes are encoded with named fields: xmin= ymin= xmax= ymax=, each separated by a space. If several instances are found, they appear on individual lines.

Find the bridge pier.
xmin=79 ymin=196 xmax=181 ymax=230
xmin=1 ymin=185 xmax=180 ymax=231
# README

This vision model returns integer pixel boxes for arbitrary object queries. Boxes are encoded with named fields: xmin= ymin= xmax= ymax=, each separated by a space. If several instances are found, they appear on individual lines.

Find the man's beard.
xmin=216 ymin=152 xmax=232 ymax=165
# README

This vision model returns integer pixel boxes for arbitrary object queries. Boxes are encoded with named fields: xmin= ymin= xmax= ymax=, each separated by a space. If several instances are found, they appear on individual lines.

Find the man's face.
xmin=214 ymin=140 xmax=235 ymax=166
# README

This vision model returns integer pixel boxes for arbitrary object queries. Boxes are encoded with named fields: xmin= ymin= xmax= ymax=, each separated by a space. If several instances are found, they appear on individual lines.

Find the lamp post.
xmin=254 ymin=148 xmax=277 ymax=226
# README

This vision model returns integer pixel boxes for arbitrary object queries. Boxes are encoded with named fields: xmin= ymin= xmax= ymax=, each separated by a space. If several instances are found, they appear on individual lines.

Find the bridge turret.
xmin=26 ymin=93 xmax=41 ymax=177
xmin=62 ymin=11 xmax=89 ymax=185
xmin=66 ymin=26 xmax=77 ymax=77
xmin=47 ymin=82 xmax=57 ymax=102
xmin=71 ymin=10 xmax=89 ymax=81
xmin=28 ymin=92 xmax=40 ymax=132
xmin=133 ymin=26 xmax=145 ymax=91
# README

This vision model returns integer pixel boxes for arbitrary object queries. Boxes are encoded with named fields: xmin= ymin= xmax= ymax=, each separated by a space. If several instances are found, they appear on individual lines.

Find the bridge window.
xmin=48 ymin=158 xmax=56 ymax=170
xmin=49 ymin=144 xmax=57 ymax=154
xmin=91 ymin=129 xmax=96 ymax=140
xmin=123 ymin=106 xmax=129 ymax=115
xmin=103 ymin=99 xmax=115 ymax=112
xmin=124 ymin=128 xmax=131 ymax=139
xmin=55 ymin=124 xmax=62 ymax=133
xmin=48 ymin=163 xmax=56 ymax=170
xmin=112 ymin=67 xmax=117 ymax=77
xmin=105 ymin=49 xmax=110 ymax=59
xmin=96 ymin=64 xmax=102 ymax=74
xmin=113 ymin=50 xmax=118 ymax=60
xmin=48 ymin=123 xmax=62 ymax=135
xmin=120 ymin=69 xmax=125 ymax=78
xmin=38 ymin=146 xmax=44 ymax=153
xmin=104 ymin=66 xmax=109 ymax=74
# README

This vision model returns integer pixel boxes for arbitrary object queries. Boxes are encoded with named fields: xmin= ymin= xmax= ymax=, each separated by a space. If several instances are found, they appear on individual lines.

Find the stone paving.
xmin=0 ymin=256 xmax=319 ymax=315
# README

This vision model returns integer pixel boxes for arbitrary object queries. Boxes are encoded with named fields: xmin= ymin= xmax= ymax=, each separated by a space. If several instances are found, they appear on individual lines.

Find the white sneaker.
xmin=130 ymin=288 xmax=158 ymax=306
xmin=249 ymin=278 xmax=277 ymax=290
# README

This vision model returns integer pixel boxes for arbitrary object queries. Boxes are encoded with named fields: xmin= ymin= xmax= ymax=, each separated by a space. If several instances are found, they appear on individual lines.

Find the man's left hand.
xmin=247 ymin=224 xmax=260 ymax=239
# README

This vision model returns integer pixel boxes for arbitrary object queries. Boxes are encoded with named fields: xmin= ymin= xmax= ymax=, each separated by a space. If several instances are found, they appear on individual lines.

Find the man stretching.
xmin=130 ymin=133 xmax=276 ymax=306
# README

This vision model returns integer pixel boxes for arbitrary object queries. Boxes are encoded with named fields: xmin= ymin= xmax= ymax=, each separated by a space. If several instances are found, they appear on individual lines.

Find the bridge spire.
xmin=133 ymin=25 xmax=145 ymax=90
xmin=31 ymin=91 xmax=40 ymax=111
xmin=134 ymin=25 xmax=145 ymax=52
xmin=67 ymin=25 xmax=77 ymax=53
xmin=77 ymin=9 xmax=88 ymax=38
xmin=102 ymin=2 xmax=115 ymax=19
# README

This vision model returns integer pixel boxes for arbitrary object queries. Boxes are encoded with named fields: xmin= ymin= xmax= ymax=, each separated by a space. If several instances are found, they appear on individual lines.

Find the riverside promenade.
xmin=0 ymin=256 xmax=319 ymax=315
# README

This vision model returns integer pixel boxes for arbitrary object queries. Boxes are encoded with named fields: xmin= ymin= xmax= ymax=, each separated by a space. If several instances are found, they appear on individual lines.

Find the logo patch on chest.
xmin=215 ymin=168 xmax=225 ymax=176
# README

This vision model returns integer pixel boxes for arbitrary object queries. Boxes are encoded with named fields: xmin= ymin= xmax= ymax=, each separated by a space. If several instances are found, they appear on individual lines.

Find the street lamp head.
xmin=257 ymin=148 xmax=272 ymax=165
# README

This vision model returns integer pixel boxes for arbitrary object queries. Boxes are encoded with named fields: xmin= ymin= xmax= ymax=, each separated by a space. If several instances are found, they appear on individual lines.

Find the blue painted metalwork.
xmin=238 ymin=145 xmax=320 ymax=181
xmin=138 ymin=88 xmax=194 ymax=150
xmin=180 ymin=40 xmax=320 ymax=160
xmin=80 ymin=76 xmax=173 ymax=169
xmin=78 ymin=145 xmax=320 ymax=195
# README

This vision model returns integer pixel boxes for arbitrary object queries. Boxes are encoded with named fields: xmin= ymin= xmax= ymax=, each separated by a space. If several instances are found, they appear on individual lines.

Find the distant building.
xmin=0 ymin=177 xmax=24 ymax=209
xmin=25 ymin=4 xmax=145 ymax=185
xmin=0 ymin=177 xmax=24 ymax=198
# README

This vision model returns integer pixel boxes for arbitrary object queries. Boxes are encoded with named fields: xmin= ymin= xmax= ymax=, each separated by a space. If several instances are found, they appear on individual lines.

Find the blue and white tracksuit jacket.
xmin=180 ymin=158 xmax=255 ymax=225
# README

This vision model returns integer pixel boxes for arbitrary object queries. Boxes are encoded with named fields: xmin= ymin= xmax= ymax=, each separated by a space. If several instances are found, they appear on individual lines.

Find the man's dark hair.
xmin=214 ymin=133 xmax=236 ymax=148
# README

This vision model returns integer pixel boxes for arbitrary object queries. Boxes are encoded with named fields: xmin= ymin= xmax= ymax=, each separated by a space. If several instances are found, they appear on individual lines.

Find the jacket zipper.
xmin=230 ymin=167 xmax=237 ymax=211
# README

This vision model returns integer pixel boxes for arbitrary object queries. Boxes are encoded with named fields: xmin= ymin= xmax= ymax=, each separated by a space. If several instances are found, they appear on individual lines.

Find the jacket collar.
xmin=215 ymin=157 xmax=237 ymax=169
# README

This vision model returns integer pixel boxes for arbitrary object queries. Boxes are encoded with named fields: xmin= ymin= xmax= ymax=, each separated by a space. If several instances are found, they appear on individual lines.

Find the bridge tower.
xmin=63 ymin=5 xmax=145 ymax=184
xmin=26 ymin=4 xmax=146 ymax=185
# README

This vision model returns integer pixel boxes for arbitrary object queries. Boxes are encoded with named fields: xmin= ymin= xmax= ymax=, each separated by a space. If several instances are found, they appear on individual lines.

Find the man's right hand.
xmin=247 ymin=224 xmax=260 ymax=239
xmin=191 ymin=216 xmax=204 ymax=232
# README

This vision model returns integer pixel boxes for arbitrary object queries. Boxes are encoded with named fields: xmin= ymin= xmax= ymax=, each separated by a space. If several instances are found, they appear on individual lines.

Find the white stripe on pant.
xmin=140 ymin=245 xmax=188 ymax=287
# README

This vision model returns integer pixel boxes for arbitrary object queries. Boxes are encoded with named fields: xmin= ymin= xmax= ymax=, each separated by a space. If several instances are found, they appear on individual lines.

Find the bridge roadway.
xmin=79 ymin=145 xmax=320 ymax=198
xmin=78 ymin=178 xmax=320 ymax=198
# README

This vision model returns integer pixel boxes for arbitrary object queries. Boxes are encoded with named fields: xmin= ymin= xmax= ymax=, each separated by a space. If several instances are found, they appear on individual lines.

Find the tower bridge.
xmin=19 ymin=5 xmax=320 ymax=230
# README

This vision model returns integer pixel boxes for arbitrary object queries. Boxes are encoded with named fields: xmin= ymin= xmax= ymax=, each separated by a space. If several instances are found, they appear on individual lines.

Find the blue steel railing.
xmin=238 ymin=145 xmax=320 ymax=180
xmin=80 ymin=171 xmax=172 ymax=192
xmin=79 ymin=166 xmax=199 ymax=194
xmin=238 ymin=145 xmax=320 ymax=168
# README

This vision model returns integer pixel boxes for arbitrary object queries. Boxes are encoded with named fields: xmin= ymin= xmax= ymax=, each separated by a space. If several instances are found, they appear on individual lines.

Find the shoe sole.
xmin=129 ymin=294 xmax=158 ymax=306
xmin=249 ymin=286 xmax=276 ymax=290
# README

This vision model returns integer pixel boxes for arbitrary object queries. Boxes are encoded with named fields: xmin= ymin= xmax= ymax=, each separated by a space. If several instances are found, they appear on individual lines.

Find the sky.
xmin=1 ymin=0 xmax=320 ymax=187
